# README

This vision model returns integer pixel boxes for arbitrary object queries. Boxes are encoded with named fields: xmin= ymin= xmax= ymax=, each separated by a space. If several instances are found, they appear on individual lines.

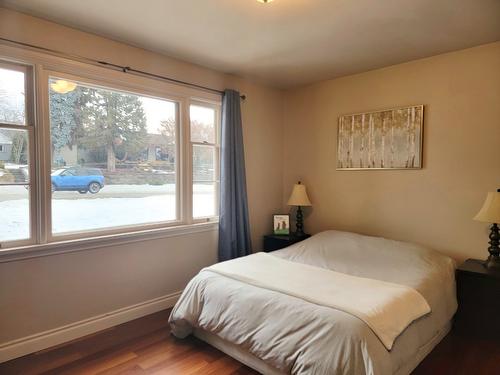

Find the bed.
xmin=169 ymin=230 xmax=457 ymax=374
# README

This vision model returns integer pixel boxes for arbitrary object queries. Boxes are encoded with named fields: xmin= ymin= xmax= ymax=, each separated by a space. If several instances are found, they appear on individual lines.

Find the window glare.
xmin=0 ymin=185 xmax=30 ymax=242
xmin=0 ymin=67 xmax=26 ymax=125
xmin=190 ymin=105 xmax=216 ymax=144
xmin=193 ymin=182 xmax=216 ymax=218
xmin=190 ymin=104 xmax=219 ymax=219
xmin=190 ymin=105 xmax=214 ymax=123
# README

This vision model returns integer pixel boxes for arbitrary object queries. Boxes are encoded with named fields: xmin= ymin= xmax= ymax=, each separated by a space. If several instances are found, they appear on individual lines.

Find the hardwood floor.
xmin=0 ymin=310 xmax=257 ymax=375
xmin=412 ymin=332 xmax=500 ymax=375
xmin=1 ymin=309 xmax=498 ymax=374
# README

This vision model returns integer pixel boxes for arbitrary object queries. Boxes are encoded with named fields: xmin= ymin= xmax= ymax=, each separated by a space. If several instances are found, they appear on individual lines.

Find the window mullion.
xmin=27 ymin=126 xmax=38 ymax=245
xmin=182 ymin=99 xmax=193 ymax=225
xmin=191 ymin=141 xmax=216 ymax=147
xmin=0 ymin=123 xmax=29 ymax=130
xmin=35 ymin=66 xmax=51 ymax=244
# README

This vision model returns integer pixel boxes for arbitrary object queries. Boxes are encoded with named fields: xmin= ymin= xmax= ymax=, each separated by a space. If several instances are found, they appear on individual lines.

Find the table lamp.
xmin=287 ymin=181 xmax=312 ymax=238
xmin=474 ymin=189 xmax=500 ymax=268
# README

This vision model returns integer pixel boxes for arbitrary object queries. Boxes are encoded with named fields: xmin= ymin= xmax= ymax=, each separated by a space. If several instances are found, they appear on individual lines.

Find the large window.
xmin=0 ymin=63 xmax=33 ymax=245
xmin=0 ymin=54 xmax=221 ymax=249
xmin=49 ymin=77 xmax=179 ymax=235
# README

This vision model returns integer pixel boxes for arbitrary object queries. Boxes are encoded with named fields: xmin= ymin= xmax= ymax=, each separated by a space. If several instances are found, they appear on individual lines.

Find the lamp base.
xmin=485 ymin=255 xmax=500 ymax=269
xmin=294 ymin=206 xmax=305 ymax=237
xmin=485 ymin=223 xmax=500 ymax=269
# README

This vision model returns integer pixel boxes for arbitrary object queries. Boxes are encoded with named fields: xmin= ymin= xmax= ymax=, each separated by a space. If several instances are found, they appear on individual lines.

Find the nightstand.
xmin=263 ymin=233 xmax=311 ymax=252
xmin=455 ymin=259 xmax=500 ymax=338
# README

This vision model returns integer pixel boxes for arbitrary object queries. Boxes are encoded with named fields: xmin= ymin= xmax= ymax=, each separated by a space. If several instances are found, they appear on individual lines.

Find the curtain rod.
xmin=0 ymin=37 xmax=246 ymax=100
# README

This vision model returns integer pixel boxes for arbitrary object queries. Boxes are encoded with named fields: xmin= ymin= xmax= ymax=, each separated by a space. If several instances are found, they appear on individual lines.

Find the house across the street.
xmin=0 ymin=131 xmax=13 ymax=161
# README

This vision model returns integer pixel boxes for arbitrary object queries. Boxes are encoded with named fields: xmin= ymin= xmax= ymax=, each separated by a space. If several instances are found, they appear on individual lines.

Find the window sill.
xmin=0 ymin=222 xmax=218 ymax=263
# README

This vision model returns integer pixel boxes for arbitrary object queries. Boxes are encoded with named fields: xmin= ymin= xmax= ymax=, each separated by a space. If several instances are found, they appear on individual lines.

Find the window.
xmin=48 ymin=77 xmax=179 ymax=236
xmin=0 ymin=63 xmax=33 ymax=245
xmin=190 ymin=104 xmax=220 ymax=219
xmin=0 ymin=52 xmax=221 ymax=250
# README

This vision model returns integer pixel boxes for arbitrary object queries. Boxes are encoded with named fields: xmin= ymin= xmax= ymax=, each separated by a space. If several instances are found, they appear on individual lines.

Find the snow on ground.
xmin=0 ymin=184 xmax=215 ymax=242
xmin=0 ymin=198 xmax=30 ymax=241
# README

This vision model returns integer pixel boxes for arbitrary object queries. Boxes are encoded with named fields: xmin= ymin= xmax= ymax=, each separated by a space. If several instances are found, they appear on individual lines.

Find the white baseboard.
xmin=0 ymin=291 xmax=182 ymax=363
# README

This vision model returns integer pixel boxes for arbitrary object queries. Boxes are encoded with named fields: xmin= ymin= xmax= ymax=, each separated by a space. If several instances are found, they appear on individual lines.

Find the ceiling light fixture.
xmin=50 ymin=79 xmax=77 ymax=94
xmin=257 ymin=0 xmax=274 ymax=3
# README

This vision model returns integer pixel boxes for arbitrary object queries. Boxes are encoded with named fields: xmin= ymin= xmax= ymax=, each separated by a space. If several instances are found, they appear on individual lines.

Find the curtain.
xmin=218 ymin=89 xmax=252 ymax=261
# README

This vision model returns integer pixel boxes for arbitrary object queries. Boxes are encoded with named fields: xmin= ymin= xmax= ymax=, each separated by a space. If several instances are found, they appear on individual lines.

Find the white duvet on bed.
xmin=169 ymin=230 xmax=457 ymax=374
xmin=206 ymin=252 xmax=430 ymax=350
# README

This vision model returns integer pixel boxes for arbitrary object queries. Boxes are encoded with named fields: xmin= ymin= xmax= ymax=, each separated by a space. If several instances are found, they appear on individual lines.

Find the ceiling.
xmin=3 ymin=0 xmax=500 ymax=88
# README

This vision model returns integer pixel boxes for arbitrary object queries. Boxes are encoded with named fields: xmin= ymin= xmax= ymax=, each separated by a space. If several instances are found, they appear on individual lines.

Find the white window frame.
xmin=0 ymin=60 xmax=37 ymax=249
xmin=189 ymin=100 xmax=221 ymax=223
xmin=0 ymin=44 xmax=221 ymax=254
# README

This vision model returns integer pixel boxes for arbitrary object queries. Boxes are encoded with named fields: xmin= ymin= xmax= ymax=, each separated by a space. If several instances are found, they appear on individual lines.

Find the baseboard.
xmin=0 ymin=291 xmax=182 ymax=363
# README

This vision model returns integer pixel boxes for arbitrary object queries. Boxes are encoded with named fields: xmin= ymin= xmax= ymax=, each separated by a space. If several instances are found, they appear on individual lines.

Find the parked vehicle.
xmin=51 ymin=167 xmax=105 ymax=194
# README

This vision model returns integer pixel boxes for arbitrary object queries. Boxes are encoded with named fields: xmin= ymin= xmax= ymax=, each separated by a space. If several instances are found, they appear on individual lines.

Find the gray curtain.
xmin=218 ymin=89 xmax=252 ymax=261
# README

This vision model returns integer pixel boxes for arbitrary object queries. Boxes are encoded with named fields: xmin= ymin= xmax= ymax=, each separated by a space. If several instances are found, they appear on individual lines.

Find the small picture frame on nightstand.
xmin=273 ymin=214 xmax=290 ymax=235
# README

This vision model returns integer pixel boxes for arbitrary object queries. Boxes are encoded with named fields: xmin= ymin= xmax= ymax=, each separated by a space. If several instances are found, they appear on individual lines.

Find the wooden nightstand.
xmin=455 ymin=258 xmax=500 ymax=338
xmin=263 ymin=233 xmax=311 ymax=252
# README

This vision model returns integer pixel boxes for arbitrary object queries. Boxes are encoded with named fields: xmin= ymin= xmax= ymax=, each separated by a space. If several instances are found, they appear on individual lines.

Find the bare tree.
xmin=338 ymin=117 xmax=345 ymax=168
xmin=381 ymin=114 xmax=386 ymax=168
xmin=360 ymin=114 xmax=365 ymax=168
xmin=390 ymin=111 xmax=395 ymax=168
xmin=349 ymin=115 xmax=355 ymax=168
xmin=405 ymin=108 xmax=411 ymax=168
xmin=409 ymin=107 xmax=416 ymax=168
xmin=368 ymin=114 xmax=376 ymax=168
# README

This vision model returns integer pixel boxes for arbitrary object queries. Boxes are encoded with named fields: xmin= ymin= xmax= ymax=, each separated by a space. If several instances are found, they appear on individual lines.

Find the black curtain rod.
xmin=0 ymin=37 xmax=246 ymax=100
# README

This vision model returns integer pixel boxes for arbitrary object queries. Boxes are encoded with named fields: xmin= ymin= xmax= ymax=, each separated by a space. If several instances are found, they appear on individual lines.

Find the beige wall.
xmin=283 ymin=42 xmax=500 ymax=262
xmin=0 ymin=9 xmax=284 ymax=344
xmin=0 ymin=230 xmax=218 ymax=342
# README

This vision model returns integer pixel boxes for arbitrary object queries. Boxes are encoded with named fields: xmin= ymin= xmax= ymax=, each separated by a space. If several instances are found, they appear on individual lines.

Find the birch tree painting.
xmin=337 ymin=105 xmax=423 ymax=169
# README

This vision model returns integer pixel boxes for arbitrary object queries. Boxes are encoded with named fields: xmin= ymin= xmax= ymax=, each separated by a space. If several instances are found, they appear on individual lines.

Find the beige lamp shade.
xmin=287 ymin=182 xmax=312 ymax=206
xmin=474 ymin=191 xmax=500 ymax=223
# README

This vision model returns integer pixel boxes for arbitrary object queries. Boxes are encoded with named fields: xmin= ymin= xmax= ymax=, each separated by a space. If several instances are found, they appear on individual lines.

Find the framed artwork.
xmin=273 ymin=214 xmax=290 ymax=235
xmin=337 ymin=105 xmax=424 ymax=170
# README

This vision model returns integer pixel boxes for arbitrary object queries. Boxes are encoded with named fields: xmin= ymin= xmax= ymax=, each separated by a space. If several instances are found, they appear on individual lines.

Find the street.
xmin=0 ymin=184 xmax=215 ymax=242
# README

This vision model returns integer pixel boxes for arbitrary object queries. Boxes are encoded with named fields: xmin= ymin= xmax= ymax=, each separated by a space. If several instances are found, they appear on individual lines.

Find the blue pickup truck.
xmin=51 ymin=167 xmax=105 ymax=194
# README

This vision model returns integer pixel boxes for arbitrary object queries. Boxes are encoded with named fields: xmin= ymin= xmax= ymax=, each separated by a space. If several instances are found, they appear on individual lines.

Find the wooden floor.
xmin=1 ymin=309 xmax=499 ymax=375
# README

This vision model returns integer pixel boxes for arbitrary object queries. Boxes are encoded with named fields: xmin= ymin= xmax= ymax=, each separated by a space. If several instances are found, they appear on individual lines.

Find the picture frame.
xmin=273 ymin=214 xmax=290 ymax=235
xmin=337 ymin=105 xmax=424 ymax=170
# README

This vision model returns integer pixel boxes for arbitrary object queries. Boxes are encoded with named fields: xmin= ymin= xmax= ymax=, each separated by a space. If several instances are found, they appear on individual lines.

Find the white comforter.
xmin=169 ymin=230 xmax=457 ymax=374
xmin=206 ymin=252 xmax=430 ymax=350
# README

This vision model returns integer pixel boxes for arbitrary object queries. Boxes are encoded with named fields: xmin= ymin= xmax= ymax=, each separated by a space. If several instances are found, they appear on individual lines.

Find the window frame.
xmin=43 ymin=70 xmax=187 ymax=242
xmin=189 ymin=100 xmax=221 ymax=222
xmin=0 ymin=45 xmax=221 ymax=251
xmin=0 ymin=60 xmax=37 ymax=249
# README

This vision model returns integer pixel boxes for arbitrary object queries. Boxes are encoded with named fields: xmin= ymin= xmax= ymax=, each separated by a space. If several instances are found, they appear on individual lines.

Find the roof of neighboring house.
xmin=0 ymin=132 xmax=13 ymax=145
